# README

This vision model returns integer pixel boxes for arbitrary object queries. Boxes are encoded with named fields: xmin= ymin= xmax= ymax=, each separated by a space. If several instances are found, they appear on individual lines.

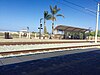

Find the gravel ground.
xmin=0 ymin=43 xmax=99 ymax=52
xmin=0 ymin=38 xmax=93 ymax=42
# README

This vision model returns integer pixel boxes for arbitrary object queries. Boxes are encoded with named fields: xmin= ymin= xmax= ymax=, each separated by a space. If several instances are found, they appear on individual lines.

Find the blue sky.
xmin=0 ymin=0 xmax=100 ymax=33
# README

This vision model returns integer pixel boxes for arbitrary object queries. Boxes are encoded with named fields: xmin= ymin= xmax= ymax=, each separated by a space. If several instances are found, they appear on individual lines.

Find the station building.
xmin=54 ymin=25 xmax=89 ymax=39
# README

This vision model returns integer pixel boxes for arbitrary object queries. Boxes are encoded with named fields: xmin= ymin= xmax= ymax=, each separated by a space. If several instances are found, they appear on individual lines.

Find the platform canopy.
xmin=55 ymin=25 xmax=89 ymax=32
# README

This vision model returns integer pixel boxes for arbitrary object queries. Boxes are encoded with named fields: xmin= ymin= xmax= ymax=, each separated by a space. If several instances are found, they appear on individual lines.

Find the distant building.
xmin=19 ymin=29 xmax=30 ymax=38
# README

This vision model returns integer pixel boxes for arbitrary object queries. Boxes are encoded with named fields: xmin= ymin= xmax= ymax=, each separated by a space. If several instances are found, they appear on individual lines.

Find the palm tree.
xmin=50 ymin=5 xmax=64 ymax=34
xmin=44 ymin=11 xmax=52 ymax=35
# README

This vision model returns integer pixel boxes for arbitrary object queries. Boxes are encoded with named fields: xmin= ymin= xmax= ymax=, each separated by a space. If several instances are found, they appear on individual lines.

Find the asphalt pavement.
xmin=0 ymin=49 xmax=100 ymax=75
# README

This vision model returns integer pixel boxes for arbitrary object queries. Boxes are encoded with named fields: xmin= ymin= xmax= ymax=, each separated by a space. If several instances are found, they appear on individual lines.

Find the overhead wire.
xmin=93 ymin=0 xmax=98 ymax=3
xmin=63 ymin=0 xmax=96 ymax=14
xmin=54 ymin=0 xmax=96 ymax=17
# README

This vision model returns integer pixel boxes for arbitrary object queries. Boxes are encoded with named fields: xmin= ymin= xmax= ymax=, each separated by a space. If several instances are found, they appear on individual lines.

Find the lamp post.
xmin=95 ymin=3 xmax=99 ymax=43
xmin=38 ymin=18 xmax=43 ymax=39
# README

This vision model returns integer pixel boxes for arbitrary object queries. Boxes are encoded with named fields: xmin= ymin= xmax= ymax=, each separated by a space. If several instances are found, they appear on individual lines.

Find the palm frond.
xmin=50 ymin=5 xmax=53 ymax=14
xmin=50 ymin=5 xmax=61 ymax=15
xmin=56 ymin=14 xmax=64 ymax=18
xmin=54 ymin=5 xmax=57 ymax=10
xmin=44 ymin=11 xmax=49 ymax=18
xmin=46 ymin=14 xmax=52 ymax=20
xmin=44 ymin=11 xmax=52 ymax=20
xmin=54 ymin=5 xmax=60 ymax=13
xmin=57 ymin=8 xmax=61 ymax=12
xmin=44 ymin=11 xmax=48 ymax=14
xmin=50 ymin=5 xmax=52 ymax=11
xmin=49 ymin=5 xmax=64 ymax=21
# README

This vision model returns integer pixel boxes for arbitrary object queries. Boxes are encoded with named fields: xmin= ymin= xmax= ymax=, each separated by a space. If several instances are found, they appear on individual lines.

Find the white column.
xmin=19 ymin=32 xmax=21 ymax=38
xmin=29 ymin=32 xmax=30 ymax=39
xmin=26 ymin=32 xmax=30 ymax=39
xmin=35 ymin=33 xmax=36 ymax=39
xmin=27 ymin=33 xmax=29 ymax=38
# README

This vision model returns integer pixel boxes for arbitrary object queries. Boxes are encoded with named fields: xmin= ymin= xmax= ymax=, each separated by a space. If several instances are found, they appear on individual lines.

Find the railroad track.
xmin=0 ymin=44 xmax=100 ymax=56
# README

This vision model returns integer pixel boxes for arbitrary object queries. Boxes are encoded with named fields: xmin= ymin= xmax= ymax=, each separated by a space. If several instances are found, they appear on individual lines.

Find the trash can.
xmin=5 ymin=32 xmax=9 ymax=39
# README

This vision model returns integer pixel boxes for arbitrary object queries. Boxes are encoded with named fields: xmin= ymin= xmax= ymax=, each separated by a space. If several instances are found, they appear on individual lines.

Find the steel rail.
xmin=0 ymin=41 xmax=97 ymax=46
xmin=0 ymin=44 xmax=100 ymax=56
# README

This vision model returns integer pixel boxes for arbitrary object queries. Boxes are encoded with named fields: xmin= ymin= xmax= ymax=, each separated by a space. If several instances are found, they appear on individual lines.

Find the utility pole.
xmin=95 ymin=2 xmax=99 ymax=43
xmin=38 ymin=18 xmax=43 ymax=39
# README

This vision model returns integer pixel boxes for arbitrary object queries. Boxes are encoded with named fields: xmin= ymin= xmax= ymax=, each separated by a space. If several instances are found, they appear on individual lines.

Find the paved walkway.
xmin=0 ymin=48 xmax=100 ymax=75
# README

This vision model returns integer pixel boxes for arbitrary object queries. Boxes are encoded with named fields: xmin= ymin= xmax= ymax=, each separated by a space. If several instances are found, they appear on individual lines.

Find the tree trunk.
xmin=52 ymin=15 xmax=54 ymax=34
xmin=52 ymin=22 xmax=54 ymax=34
xmin=44 ymin=19 xmax=47 ymax=35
